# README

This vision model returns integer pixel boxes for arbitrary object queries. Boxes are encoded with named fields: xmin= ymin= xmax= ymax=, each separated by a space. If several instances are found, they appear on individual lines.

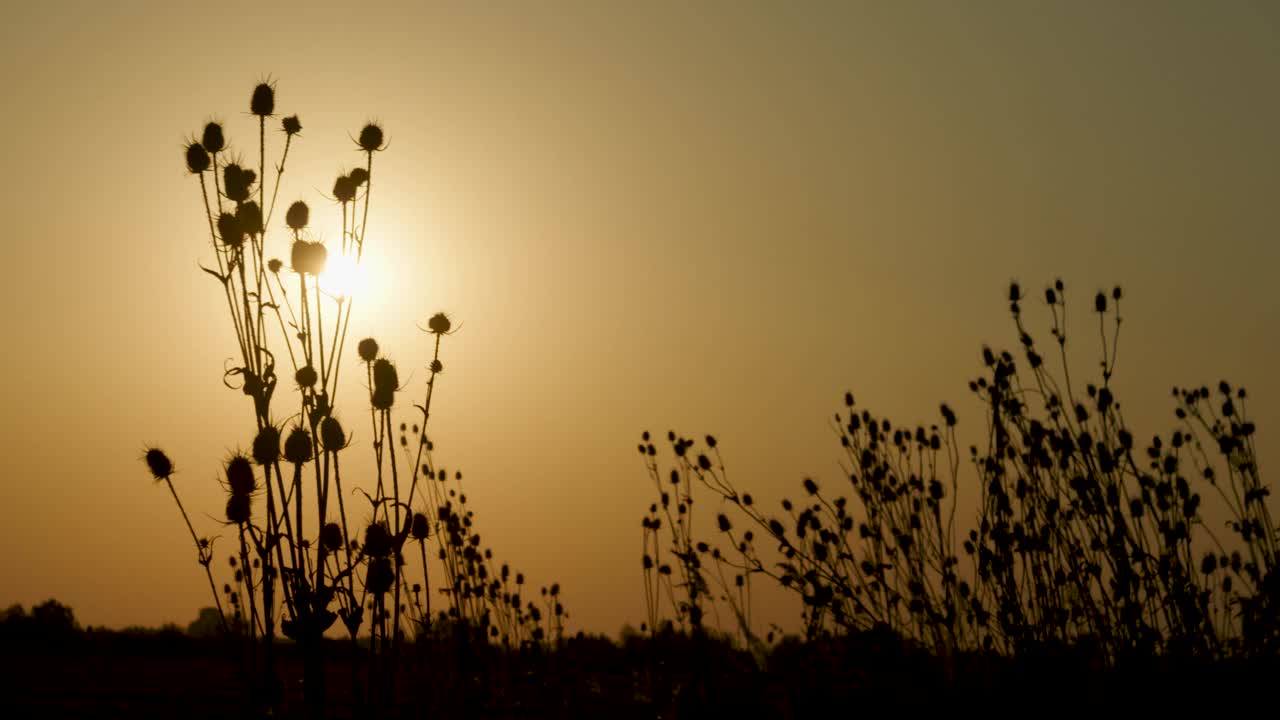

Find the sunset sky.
xmin=1 ymin=1 xmax=1277 ymax=637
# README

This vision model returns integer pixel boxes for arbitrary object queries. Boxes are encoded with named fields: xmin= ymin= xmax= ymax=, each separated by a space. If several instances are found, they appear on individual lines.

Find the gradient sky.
xmin=1 ymin=1 xmax=1277 ymax=637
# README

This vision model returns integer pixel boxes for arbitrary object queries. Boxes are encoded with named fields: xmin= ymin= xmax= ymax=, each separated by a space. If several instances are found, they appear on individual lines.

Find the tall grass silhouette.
xmin=145 ymin=80 xmax=566 ymax=719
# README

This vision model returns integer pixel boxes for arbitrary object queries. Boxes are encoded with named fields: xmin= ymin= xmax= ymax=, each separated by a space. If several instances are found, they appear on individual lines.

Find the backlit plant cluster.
xmin=143 ymin=80 xmax=566 ymax=717
xmin=641 ymin=281 xmax=1277 ymax=664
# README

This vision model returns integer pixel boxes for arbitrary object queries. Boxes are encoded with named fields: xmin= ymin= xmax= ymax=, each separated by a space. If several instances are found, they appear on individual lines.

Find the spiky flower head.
xmin=226 ymin=494 xmax=251 ymax=524
xmin=250 ymin=82 xmax=275 ymax=116
xmin=291 ymin=241 xmax=327 ymax=275
xmin=281 ymin=115 xmax=301 ymax=136
xmin=267 ymin=258 xmax=282 ymax=274
xmin=226 ymin=455 xmax=256 ymax=496
xmin=252 ymin=425 xmax=280 ymax=466
xmin=333 ymin=175 xmax=356 ymax=203
xmin=144 ymin=448 xmax=173 ymax=480
xmin=283 ymin=427 xmax=313 ymax=465
xmin=223 ymin=164 xmax=256 ymax=204
xmin=201 ymin=122 xmax=225 ymax=154
xmin=367 ymin=558 xmax=394 ymax=594
xmin=427 ymin=312 xmax=451 ymax=335
xmin=236 ymin=201 xmax=263 ymax=237
xmin=411 ymin=513 xmax=430 ymax=540
xmin=358 ymin=123 xmax=384 ymax=152
xmin=217 ymin=213 xmax=244 ymax=249
xmin=285 ymin=201 xmax=309 ymax=230
xmin=185 ymin=142 xmax=210 ymax=174
xmin=321 ymin=522 xmax=343 ymax=552
xmin=349 ymin=167 xmax=369 ymax=186
xmin=364 ymin=522 xmax=392 ymax=557
xmin=295 ymin=365 xmax=318 ymax=388
xmin=357 ymin=338 xmax=379 ymax=363
xmin=320 ymin=416 xmax=346 ymax=451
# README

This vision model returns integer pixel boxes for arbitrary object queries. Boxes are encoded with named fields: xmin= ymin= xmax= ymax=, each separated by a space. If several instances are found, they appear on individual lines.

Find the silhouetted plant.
xmin=644 ymin=280 xmax=1277 ymax=667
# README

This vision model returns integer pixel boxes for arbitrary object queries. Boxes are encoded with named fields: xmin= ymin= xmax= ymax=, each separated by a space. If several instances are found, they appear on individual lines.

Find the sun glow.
xmin=320 ymin=252 xmax=364 ymax=299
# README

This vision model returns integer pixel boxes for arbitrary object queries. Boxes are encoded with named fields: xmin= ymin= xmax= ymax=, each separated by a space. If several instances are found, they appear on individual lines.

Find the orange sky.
xmin=1 ymin=1 xmax=1277 ymax=637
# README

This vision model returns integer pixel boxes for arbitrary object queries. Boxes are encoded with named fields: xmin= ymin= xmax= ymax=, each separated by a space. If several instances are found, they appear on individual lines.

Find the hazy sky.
xmin=1 ymin=1 xmax=1277 ymax=636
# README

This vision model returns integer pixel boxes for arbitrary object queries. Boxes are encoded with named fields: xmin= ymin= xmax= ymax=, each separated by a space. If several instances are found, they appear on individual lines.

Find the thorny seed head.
xmin=201 ymin=122 xmax=225 ymax=154
xmin=364 ymin=522 xmax=392 ymax=557
xmin=281 ymin=115 xmax=302 ymax=136
xmin=357 ymin=338 xmax=379 ymax=363
xmin=321 ymin=522 xmax=343 ymax=552
xmin=320 ymin=416 xmax=346 ymax=451
xmin=252 ymin=426 xmax=280 ymax=465
xmin=226 ymin=454 xmax=256 ymax=496
xmin=185 ymin=142 xmax=210 ymax=174
xmin=349 ymin=167 xmax=369 ymax=186
xmin=333 ymin=175 xmax=356 ymax=203
xmin=217 ymin=213 xmax=245 ymax=249
xmin=267 ymin=258 xmax=282 ymax=274
xmin=290 ymin=240 xmax=327 ymax=275
xmin=295 ymin=365 xmax=318 ymax=388
xmin=430 ymin=359 xmax=443 ymax=374
xmin=285 ymin=201 xmax=309 ymax=230
xmin=373 ymin=358 xmax=399 ymax=393
xmin=428 ymin=312 xmax=452 ymax=335
xmin=411 ymin=513 xmax=430 ymax=541
xmin=144 ymin=448 xmax=173 ymax=480
xmin=236 ymin=201 xmax=263 ymax=237
xmin=358 ymin=123 xmax=385 ymax=152
xmin=222 ymin=164 xmax=255 ymax=204
xmin=225 ymin=494 xmax=251 ymax=524
xmin=283 ymin=427 xmax=313 ymax=464
xmin=250 ymin=82 xmax=275 ymax=117
xmin=367 ymin=558 xmax=394 ymax=594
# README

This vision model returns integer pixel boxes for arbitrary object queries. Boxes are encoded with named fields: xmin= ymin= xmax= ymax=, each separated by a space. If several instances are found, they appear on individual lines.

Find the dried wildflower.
xmin=222 ymin=164 xmax=255 ymax=203
xmin=349 ymin=167 xmax=369 ymax=186
xmin=186 ymin=142 xmax=210 ymax=174
xmin=367 ymin=558 xmax=394 ymax=594
xmin=290 ymin=241 xmax=327 ymax=275
xmin=144 ymin=448 xmax=173 ymax=480
xmin=333 ymin=175 xmax=356 ymax=203
xmin=411 ymin=513 xmax=430 ymax=540
xmin=320 ymin=522 xmax=343 ymax=552
xmin=281 ymin=115 xmax=301 ymax=136
xmin=427 ymin=312 xmax=452 ymax=335
xmin=320 ymin=416 xmax=346 ymax=451
xmin=364 ymin=522 xmax=392 ymax=557
xmin=295 ymin=365 xmax=318 ymax=388
xmin=226 ymin=455 xmax=256 ymax=496
xmin=358 ymin=123 xmax=384 ymax=152
xmin=217 ymin=213 xmax=245 ymax=249
xmin=430 ymin=359 xmax=443 ymax=373
xmin=236 ymin=201 xmax=263 ymax=237
xmin=283 ymin=427 xmax=313 ymax=464
xmin=285 ymin=201 xmax=309 ymax=230
xmin=201 ymin=122 xmax=225 ymax=154
xmin=357 ymin=338 xmax=379 ymax=363
xmin=226 ymin=494 xmax=251 ymax=524
xmin=373 ymin=358 xmax=399 ymax=393
xmin=1095 ymin=292 xmax=1107 ymax=313
xmin=250 ymin=82 xmax=275 ymax=116
xmin=252 ymin=426 xmax=280 ymax=465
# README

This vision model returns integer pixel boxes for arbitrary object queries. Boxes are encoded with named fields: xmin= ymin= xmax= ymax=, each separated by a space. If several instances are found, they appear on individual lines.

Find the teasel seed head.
xmin=320 ymin=416 xmax=346 ymax=451
xmin=411 ymin=512 xmax=430 ymax=541
xmin=364 ymin=522 xmax=392 ymax=557
xmin=285 ymin=201 xmax=309 ymax=230
xmin=217 ymin=212 xmax=245 ymax=249
xmin=144 ymin=448 xmax=173 ymax=480
xmin=225 ymin=454 xmax=256 ymax=496
xmin=321 ymin=522 xmax=343 ymax=552
xmin=295 ymin=365 xmax=318 ymax=388
xmin=185 ymin=142 xmax=210 ymax=174
xmin=201 ymin=122 xmax=225 ymax=154
xmin=358 ymin=123 xmax=384 ymax=152
xmin=281 ymin=115 xmax=301 ymax=136
xmin=222 ymin=164 xmax=255 ymax=204
xmin=349 ymin=167 xmax=369 ymax=186
xmin=225 ymin=494 xmax=251 ymax=525
xmin=267 ymin=258 xmax=282 ymax=274
xmin=252 ymin=425 xmax=280 ymax=466
xmin=283 ymin=427 xmax=313 ymax=465
xmin=357 ymin=338 xmax=379 ymax=362
xmin=250 ymin=82 xmax=275 ymax=117
xmin=236 ymin=201 xmax=263 ymax=237
xmin=427 ymin=312 xmax=452 ymax=335
xmin=333 ymin=175 xmax=356 ymax=203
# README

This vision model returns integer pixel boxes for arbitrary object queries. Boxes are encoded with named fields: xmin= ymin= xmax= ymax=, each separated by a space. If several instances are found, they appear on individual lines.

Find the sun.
xmin=320 ymin=252 xmax=364 ymax=299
